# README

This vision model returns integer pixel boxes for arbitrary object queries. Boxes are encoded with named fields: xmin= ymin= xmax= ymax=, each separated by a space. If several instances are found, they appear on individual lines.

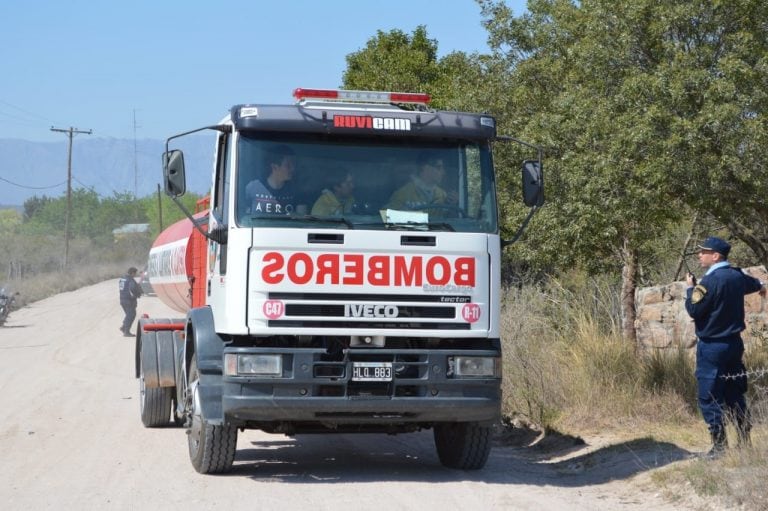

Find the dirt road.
xmin=0 ymin=281 xmax=703 ymax=510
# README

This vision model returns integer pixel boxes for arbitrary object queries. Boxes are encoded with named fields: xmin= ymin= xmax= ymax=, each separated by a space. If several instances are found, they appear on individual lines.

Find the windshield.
xmin=234 ymin=133 xmax=497 ymax=233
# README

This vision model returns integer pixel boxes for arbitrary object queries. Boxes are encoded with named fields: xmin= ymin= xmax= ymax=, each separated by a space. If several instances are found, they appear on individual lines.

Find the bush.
xmin=500 ymin=272 xmax=699 ymax=431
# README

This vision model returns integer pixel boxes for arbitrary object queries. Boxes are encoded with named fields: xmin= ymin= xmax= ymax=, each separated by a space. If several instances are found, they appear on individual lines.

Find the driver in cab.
xmin=386 ymin=152 xmax=457 ymax=212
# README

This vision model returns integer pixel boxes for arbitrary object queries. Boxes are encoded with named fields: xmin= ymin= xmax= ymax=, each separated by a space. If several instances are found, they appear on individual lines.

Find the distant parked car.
xmin=139 ymin=268 xmax=155 ymax=296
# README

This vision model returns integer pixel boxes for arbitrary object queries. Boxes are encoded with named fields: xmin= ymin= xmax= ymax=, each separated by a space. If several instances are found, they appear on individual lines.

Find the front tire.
xmin=434 ymin=422 xmax=492 ymax=470
xmin=186 ymin=358 xmax=237 ymax=474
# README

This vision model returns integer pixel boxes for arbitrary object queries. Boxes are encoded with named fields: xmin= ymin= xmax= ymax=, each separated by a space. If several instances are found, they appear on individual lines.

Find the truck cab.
xmin=143 ymin=88 xmax=543 ymax=473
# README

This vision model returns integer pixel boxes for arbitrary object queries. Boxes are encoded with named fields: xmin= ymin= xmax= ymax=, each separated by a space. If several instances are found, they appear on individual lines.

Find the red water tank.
xmin=147 ymin=210 xmax=209 ymax=314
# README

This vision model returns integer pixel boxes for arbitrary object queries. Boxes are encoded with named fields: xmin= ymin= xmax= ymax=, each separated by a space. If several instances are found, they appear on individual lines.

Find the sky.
xmin=0 ymin=0 xmax=527 ymax=143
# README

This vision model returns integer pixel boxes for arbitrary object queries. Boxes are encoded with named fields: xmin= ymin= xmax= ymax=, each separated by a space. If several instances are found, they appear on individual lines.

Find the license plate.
xmin=352 ymin=362 xmax=392 ymax=382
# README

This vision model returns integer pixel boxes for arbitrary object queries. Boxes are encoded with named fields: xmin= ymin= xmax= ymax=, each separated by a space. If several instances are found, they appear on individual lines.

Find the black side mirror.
xmin=522 ymin=160 xmax=544 ymax=207
xmin=163 ymin=149 xmax=187 ymax=197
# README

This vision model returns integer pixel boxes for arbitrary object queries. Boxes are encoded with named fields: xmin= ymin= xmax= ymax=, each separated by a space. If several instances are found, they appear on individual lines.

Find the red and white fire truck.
xmin=136 ymin=88 xmax=543 ymax=473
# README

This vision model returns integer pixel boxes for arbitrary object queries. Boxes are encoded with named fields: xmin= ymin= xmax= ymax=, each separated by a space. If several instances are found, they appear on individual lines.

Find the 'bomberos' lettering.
xmin=261 ymin=252 xmax=475 ymax=288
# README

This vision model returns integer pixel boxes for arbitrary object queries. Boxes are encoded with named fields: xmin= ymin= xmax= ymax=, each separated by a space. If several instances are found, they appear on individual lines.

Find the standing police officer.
xmin=119 ymin=267 xmax=143 ymax=337
xmin=685 ymin=236 xmax=766 ymax=458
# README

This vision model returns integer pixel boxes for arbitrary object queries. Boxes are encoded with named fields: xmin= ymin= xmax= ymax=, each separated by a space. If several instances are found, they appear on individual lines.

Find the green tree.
xmin=22 ymin=196 xmax=52 ymax=221
xmin=141 ymin=191 xmax=203 ymax=239
xmin=21 ymin=189 xmax=148 ymax=244
xmin=0 ymin=209 xmax=21 ymax=232
xmin=343 ymin=26 xmax=440 ymax=95
xmin=478 ymin=0 xmax=768 ymax=342
xmin=647 ymin=0 xmax=768 ymax=263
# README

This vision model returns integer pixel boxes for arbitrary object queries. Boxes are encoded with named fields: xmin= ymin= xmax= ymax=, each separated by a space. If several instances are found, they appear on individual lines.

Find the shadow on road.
xmin=227 ymin=427 xmax=693 ymax=486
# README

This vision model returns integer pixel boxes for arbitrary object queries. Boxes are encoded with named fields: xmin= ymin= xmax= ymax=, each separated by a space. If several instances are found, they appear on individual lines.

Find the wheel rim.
xmin=187 ymin=375 xmax=202 ymax=457
xmin=139 ymin=361 xmax=146 ymax=415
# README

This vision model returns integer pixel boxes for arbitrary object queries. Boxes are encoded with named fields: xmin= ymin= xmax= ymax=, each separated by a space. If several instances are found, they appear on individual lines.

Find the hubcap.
xmin=187 ymin=379 xmax=202 ymax=455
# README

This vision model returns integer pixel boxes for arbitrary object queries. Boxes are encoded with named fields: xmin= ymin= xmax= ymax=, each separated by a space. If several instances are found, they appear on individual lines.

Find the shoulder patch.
xmin=691 ymin=284 xmax=707 ymax=304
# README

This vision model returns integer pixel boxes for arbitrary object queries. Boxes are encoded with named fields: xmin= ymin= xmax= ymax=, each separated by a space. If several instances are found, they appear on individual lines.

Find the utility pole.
xmin=133 ymin=109 xmax=140 ymax=197
xmin=50 ymin=126 xmax=92 ymax=269
xmin=157 ymin=183 xmax=164 ymax=232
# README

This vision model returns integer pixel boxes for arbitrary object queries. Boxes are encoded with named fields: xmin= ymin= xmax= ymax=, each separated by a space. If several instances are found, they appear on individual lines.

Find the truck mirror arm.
xmin=168 ymin=194 xmax=222 ymax=244
xmin=164 ymin=125 xmax=231 ymax=158
xmin=502 ymin=205 xmax=540 ymax=248
xmin=495 ymin=135 xmax=544 ymax=248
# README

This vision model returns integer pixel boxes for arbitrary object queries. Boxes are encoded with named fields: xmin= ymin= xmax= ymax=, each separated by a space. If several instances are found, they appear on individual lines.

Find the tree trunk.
xmin=725 ymin=219 xmax=768 ymax=268
xmin=673 ymin=213 xmax=698 ymax=281
xmin=620 ymin=238 xmax=638 ymax=346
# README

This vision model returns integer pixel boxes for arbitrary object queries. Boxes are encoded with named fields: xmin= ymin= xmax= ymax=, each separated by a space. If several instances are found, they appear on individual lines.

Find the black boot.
xmin=705 ymin=428 xmax=727 ymax=460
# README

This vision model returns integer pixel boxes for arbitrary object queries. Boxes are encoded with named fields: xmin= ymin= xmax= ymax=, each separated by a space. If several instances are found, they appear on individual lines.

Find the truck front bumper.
xmin=220 ymin=347 xmax=501 ymax=425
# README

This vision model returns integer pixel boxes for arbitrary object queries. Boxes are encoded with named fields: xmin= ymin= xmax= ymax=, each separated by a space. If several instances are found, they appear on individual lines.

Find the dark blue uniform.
xmin=119 ymin=271 xmax=142 ymax=335
xmin=685 ymin=264 xmax=761 ymax=440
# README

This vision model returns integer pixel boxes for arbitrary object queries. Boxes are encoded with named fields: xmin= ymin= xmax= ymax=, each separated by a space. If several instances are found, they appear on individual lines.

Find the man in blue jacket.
xmin=685 ymin=236 xmax=766 ymax=458
xmin=119 ymin=267 xmax=143 ymax=337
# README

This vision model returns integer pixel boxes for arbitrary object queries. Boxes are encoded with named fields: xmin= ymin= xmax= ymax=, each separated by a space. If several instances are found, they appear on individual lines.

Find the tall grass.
xmin=500 ymin=273 xmax=698 ymax=432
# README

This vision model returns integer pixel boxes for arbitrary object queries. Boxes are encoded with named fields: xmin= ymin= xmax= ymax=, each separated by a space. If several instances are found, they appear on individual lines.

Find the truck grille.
xmin=285 ymin=304 xmax=455 ymax=318
xmin=267 ymin=292 xmax=472 ymax=330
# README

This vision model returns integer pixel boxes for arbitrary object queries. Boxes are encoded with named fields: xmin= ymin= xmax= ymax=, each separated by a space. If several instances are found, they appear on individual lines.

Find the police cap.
xmin=697 ymin=236 xmax=731 ymax=258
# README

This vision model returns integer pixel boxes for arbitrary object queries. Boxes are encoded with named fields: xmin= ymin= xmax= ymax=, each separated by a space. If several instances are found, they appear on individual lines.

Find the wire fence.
xmin=721 ymin=368 xmax=768 ymax=381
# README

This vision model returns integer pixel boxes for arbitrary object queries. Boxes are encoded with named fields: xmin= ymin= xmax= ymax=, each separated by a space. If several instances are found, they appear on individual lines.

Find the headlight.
xmin=224 ymin=354 xmax=282 ymax=376
xmin=448 ymin=356 xmax=500 ymax=378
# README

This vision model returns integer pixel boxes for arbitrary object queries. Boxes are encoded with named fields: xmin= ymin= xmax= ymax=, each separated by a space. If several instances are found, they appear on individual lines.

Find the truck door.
xmin=208 ymin=131 xmax=231 ymax=297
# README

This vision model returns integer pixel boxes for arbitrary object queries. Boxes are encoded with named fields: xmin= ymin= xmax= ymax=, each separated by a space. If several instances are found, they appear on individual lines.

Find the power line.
xmin=0 ymin=100 xmax=59 ymax=130
xmin=0 ymin=175 xmax=66 ymax=190
xmin=0 ymin=99 xmax=56 ymax=122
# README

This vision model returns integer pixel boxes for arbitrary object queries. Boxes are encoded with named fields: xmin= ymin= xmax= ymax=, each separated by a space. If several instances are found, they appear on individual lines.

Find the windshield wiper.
xmin=351 ymin=221 xmax=456 ymax=231
xmin=384 ymin=222 xmax=455 ymax=232
xmin=249 ymin=215 xmax=354 ymax=229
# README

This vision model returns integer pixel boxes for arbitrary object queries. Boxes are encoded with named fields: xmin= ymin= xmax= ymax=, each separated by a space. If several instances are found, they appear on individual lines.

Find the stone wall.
xmin=635 ymin=266 xmax=768 ymax=350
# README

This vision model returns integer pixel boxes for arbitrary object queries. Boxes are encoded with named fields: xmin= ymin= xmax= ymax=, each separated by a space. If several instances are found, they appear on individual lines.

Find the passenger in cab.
xmin=387 ymin=151 xmax=457 ymax=211
xmin=245 ymin=145 xmax=299 ymax=215
xmin=311 ymin=168 xmax=355 ymax=217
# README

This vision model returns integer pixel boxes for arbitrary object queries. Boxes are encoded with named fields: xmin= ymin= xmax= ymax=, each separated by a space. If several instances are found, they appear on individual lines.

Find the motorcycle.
xmin=0 ymin=288 xmax=19 ymax=326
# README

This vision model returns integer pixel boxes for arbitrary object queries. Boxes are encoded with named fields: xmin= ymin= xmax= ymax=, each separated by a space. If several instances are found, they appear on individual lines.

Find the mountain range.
xmin=0 ymin=134 xmax=215 ymax=207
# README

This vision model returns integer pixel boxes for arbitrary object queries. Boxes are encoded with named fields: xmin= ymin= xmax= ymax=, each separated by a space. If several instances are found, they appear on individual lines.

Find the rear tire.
xmin=187 ymin=358 xmax=237 ymax=474
xmin=139 ymin=352 xmax=172 ymax=427
xmin=434 ymin=422 xmax=492 ymax=470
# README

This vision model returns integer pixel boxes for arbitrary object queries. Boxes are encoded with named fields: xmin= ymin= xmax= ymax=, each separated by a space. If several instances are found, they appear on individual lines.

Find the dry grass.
xmin=7 ymin=262 xmax=130 ymax=306
xmin=500 ymin=273 xmax=768 ymax=507
xmin=1 ymin=236 xmax=148 ymax=307
xmin=500 ymin=276 xmax=698 ymax=431
xmin=652 ymin=427 xmax=768 ymax=510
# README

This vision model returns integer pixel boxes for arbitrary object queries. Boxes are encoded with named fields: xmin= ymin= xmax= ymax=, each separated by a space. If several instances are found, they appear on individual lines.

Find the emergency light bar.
xmin=293 ymin=88 xmax=431 ymax=105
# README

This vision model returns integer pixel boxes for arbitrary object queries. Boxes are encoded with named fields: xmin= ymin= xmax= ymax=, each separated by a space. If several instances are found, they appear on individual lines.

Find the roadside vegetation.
xmin=0 ymin=190 xmax=202 ymax=304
